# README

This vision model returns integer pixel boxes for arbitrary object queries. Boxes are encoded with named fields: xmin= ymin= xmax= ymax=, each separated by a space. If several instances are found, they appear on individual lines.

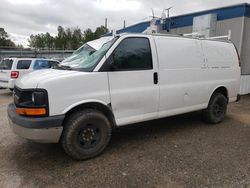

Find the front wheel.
xmin=203 ymin=93 xmax=228 ymax=124
xmin=61 ymin=109 xmax=112 ymax=160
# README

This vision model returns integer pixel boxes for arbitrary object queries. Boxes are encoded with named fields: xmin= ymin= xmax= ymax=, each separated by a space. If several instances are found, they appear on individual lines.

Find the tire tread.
xmin=61 ymin=109 xmax=112 ymax=160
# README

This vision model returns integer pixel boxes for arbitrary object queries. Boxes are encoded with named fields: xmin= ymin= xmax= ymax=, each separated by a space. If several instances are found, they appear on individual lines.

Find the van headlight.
xmin=14 ymin=87 xmax=49 ymax=116
xmin=31 ymin=91 xmax=46 ymax=106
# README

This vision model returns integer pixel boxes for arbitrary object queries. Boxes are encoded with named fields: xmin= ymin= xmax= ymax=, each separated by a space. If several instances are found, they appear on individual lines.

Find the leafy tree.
xmin=83 ymin=28 xmax=95 ymax=43
xmin=55 ymin=25 xmax=66 ymax=49
xmin=94 ymin=25 xmax=109 ymax=38
xmin=28 ymin=34 xmax=36 ymax=48
xmin=16 ymin=44 xmax=24 ymax=49
xmin=44 ymin=32 xmax=54 ymax=49
xmin=65 ymin=28 xmax=72 ymax=49
xmin=0 ymin=28 xmax=15 ymax=47
xmin=72 ymin=27 xmax=83 ymax=49
xmin=0 ymin=28 xmax=8 ymax=39
xmin=28 ymin=25 xmax=109 ymax=50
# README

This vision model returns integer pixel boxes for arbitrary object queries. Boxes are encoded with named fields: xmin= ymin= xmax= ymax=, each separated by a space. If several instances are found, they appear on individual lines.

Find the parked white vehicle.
xmin=8 ymin=34 xmax=241 ymax=160
xmin=0 ymin=58 xmax=59 ymax=90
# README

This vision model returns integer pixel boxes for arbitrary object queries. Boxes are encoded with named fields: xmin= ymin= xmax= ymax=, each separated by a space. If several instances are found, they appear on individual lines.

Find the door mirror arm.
xmin=108 ymin=54 xmax=118 ymax=71
xmin=101 ymin=53 xmax=119 ymax=72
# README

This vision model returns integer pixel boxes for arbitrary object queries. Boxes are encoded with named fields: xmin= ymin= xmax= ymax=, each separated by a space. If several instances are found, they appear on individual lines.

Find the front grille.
xmin=14 ymin=86 xmax=21 ymax=98
xmin=13 ymin=86 xmax=21 ymax=105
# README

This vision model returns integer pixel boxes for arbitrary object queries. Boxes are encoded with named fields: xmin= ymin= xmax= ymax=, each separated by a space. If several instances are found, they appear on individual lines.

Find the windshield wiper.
xmin=53 ymin=65 xmax=73 ymax=70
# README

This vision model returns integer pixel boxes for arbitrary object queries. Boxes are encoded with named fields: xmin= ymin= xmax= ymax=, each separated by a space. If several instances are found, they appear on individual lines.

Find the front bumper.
xmin=7 ymin=103 xmax=65 ymax=143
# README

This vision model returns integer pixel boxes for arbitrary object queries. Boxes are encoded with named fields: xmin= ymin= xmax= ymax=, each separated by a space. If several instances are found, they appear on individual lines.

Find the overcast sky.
xmin=0 ymin=0 xmax=249 ymax=46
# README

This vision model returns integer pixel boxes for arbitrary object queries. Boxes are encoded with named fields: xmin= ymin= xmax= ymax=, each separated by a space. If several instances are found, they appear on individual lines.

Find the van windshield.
xmin=75 ymin=38 xmax=117 ymax=71
xmin=0 ymin=59 xmax=13 ymax=70
xmin=60 ymin=44 xmax=96 ymax=67
xmin=59 ymin=37 xmax=117 ymax=72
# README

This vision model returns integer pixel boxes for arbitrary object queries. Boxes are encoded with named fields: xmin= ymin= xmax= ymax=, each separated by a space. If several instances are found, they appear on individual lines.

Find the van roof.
xmin=118 ymin=33 xmax=232 ymax=44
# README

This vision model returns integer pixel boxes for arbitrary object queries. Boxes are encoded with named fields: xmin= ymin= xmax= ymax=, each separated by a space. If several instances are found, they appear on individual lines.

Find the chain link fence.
xmin=0 ymin=48 xmax=74 ymax=62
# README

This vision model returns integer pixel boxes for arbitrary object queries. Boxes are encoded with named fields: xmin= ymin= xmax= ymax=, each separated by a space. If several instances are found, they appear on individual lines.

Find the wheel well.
xmin=213 ymin=87 xmax=228 ymax=101
xmin=64 ymin=102 xmax=116 ymax=128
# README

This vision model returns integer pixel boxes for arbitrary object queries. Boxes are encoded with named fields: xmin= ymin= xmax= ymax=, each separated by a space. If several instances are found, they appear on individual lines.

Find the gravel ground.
xmin=0 ymin=89 xmax=250 ymax=188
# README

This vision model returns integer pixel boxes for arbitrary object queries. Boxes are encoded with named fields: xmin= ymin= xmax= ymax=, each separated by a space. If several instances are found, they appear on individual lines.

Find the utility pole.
xmin=123 ymin=20 xmax=126 ymax=28
xmin=105 ymin=18 xmax=108 ymax=29
xmin=164 ymin=7 xmax=173 ymax=32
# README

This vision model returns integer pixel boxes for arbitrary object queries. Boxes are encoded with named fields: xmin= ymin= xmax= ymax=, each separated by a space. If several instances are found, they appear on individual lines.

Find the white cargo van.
xmin=0 ymin=58 xmax=59 ymax=90
xmin=8 ymin=34 xmax=241 ymax=160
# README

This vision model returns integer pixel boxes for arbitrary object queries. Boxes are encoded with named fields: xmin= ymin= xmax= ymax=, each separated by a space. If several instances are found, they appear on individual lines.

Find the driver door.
xmin=103 ymin=36 xmax=159 ymax=126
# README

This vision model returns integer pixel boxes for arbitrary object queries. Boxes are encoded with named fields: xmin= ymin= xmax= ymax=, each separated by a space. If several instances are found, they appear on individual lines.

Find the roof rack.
xmin=114 ymin=29 xmax=232 ymax=43
xmin=207 ymin=30 xmax=232 ymax=40
xmin=182 ymin=30 xmax=232 ymax=41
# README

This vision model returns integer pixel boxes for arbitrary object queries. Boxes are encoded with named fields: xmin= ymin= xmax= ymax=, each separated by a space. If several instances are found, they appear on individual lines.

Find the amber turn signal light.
xmin=16 ymin=107 xmax=46 ymax=116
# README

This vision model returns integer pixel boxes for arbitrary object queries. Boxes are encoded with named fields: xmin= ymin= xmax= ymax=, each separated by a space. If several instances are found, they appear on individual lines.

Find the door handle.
xmin=153 ymin=72 xmax=158 ymax=84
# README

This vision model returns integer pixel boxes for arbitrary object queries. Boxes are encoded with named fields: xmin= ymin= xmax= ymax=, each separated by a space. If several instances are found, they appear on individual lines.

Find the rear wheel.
xmin=203 ymin=93 xmax=228 ymax=124
xmin=61 ymin=109 xmax=112 ymax=160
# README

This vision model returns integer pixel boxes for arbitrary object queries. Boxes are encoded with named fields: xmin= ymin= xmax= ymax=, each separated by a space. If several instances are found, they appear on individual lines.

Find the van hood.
xmin=15 ymin=69 xmax=82 ymax=89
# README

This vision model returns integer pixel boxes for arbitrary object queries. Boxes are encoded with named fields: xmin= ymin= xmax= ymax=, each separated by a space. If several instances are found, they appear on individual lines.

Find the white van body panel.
xmin=155 ymin=36 xmax=208 ymax=118
xmin=153 ymin=36 xmax=240 ymax=119
xmin=108 ymin=69 xmax=158 ymax=126
xmin=16 ymin=69 xmax=78 ymax=89
xmin=201 ymin=40 xmax=241 ymax=101
xmin=36 ymin=71 xmax=110 ymax=116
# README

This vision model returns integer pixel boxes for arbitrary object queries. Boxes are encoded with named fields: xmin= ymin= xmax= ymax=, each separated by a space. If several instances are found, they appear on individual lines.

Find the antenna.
xmin=105 ymin=18 xmax=107 ymax=29
xmin=151 ymin=8 xmax=155 ymax=18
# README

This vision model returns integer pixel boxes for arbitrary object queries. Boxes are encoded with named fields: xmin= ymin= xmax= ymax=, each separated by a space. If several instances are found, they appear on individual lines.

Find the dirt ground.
xmin=0 ymin=89 xmax=249 ymax=188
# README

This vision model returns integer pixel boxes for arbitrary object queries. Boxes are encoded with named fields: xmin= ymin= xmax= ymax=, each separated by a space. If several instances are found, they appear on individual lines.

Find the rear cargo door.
xmin=155 ymin=36 xmax=206 ymax=116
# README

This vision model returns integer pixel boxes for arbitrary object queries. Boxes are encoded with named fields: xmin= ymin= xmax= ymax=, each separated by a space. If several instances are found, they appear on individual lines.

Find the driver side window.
xmin=109 ymin=37 xmax=153 ymax=71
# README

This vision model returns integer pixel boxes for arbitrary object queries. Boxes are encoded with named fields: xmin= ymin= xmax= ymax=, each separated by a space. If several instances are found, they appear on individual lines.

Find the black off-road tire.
xmin=203 ymin=92 xmax=228 ymax=124
xmin=61 ymin=109 xmax=112 ymax=160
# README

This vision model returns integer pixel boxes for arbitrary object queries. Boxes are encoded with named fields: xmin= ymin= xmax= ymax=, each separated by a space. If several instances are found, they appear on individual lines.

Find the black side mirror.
xmin=100 ymin=53 xmax=119 ymax=72
xmin=108 ymin=54 xmax=119 ymax=71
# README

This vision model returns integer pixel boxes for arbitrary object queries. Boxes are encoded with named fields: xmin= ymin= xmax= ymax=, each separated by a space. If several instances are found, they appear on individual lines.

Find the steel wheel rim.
xmin=77 ymin=123 xmax=101 ymax=149
xmin=213 ymin=101 xmax=225 ymax=118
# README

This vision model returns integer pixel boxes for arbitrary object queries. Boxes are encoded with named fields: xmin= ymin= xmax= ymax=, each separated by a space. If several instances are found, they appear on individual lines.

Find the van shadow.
xmin=108 ymin=111 xmax=204 ymax=148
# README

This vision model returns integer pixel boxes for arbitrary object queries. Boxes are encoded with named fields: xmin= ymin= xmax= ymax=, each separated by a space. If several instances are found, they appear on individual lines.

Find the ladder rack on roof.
xmin=182 ymin=30 xmax=232 ymax=41
xmin=115 ymin=29 xmax=232 ymax=42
